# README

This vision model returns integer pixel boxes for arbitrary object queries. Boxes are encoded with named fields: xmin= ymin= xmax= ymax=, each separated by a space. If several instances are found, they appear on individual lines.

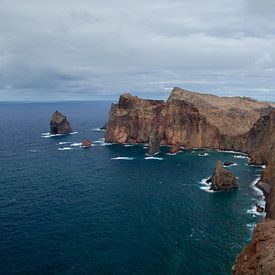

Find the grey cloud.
xmin=0 ymin=0 xmax=275 ymax=101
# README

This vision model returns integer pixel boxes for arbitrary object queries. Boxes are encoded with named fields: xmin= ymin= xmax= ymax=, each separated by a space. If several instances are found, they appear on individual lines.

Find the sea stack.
xmin=50 ymin=111 xmax=72 ymax=135
xmin=82 ymin=139 xmax=92 ymax=148
xmin=148 ymin=130 xmax=160 ymax=155
xmin=210 ymin=160 xmax=238 ymax=191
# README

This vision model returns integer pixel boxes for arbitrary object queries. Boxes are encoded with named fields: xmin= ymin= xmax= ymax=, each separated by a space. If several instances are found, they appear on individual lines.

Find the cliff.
xmin=105 ymin=87 xmax=275 ymax=273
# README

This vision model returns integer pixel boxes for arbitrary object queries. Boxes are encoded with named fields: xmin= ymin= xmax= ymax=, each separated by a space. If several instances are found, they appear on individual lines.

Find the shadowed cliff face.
xmin=105 ymin=87 xmax=275 ymax=273
xmin=105 ymin=93 xmax=164 ymax=143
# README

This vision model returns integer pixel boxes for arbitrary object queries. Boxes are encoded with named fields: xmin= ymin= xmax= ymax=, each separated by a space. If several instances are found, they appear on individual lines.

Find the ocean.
xmin=0 ymin=101 xmax=265 ymax=274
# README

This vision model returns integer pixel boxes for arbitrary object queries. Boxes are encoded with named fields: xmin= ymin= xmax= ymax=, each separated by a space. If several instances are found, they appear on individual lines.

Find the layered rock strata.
xmin=105 ymin=87 xmax=275 ymax=273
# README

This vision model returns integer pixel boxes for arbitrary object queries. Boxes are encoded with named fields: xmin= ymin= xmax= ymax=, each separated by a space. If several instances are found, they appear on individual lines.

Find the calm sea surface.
xmin=0 ymin=102 xmax=264 ymax=274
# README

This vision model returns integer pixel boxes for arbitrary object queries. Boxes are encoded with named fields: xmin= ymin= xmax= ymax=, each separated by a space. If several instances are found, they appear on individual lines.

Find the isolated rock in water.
xmin=210 ymin=160 xmax=238 ymax=191
xmin=223 ymin=161 xmax=234 ymax=167
xmin=233 ymin=219 xmax=275 ymax=275
xmin=148 ymin=130 xmax=160 ymax=155
xmin=170 ymin=143 xmax=181 ymax=154
xmin=50 ymin=111 xmax=72 ymax=135
xmin=256 ymin=204 xmax=264 ymax=213
xmin=82 ymin=139 xmax=92 ymax=148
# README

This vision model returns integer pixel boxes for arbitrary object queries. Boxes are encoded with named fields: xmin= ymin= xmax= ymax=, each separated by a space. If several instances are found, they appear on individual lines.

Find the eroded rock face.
xmin=105 ymin=94 xmax=164 ymax=144
xmin=50 ymin=111 xmax=72 ymax=135
xmin=209 ymin=161 xmax=238 ymax=191
xmin=233 ymin=219 xmax=275 ymax=275
xmin=82 ymin=139 xmax=92 ymax=148
xmin=105 ymin=88 xmax=275 ymax=153
xmin=148 ymin=130 xmax=160 ymax=155
xmin=105 ymin=87 xmax=275 ymax=273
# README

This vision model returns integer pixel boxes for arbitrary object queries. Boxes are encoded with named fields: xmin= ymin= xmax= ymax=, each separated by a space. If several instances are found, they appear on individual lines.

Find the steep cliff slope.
xmin=105 ymin=87 xmax=275 ymax=274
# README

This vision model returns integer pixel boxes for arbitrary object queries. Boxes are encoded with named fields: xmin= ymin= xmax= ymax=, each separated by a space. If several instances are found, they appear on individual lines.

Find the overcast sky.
xmin=0 ymin=0 xmax=275 ymax=101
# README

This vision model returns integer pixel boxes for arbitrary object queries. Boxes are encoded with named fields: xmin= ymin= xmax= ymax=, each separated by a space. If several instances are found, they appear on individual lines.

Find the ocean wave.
xmin=92 ymin=128 xmax=105 ymax=132
xmin=223 ymin=163 xmax=237 ymax=167
xmin=144 ymin=156 xmax=163 ymax=160
xmin=70 ymin=143 xmax=82 ymax=147
xmin=30 ymin=149 xmax=38 ymax=153
xmin=41 ymin=133 xmax=63 ymax=138
xmin=58 ymin=147 xmax=72 ymax=151
xmin=234 ymin=155 xmax=249 ymax=159
xmin=246 ymin=205 xmax=265 ymax=216
xmin=57 ymin=142 xmax=71 ymax=145
xmin=199 ymin=177 xmax=214 ymax=193
xmin=198 ymin=153 xmax=209 ymax=157
xmin=111 ymin=157 xmax=135 ymax=160
xmin=124 ymin=144 xmax=135 ymax=147
xmin=70 ymin=131 xmax=78 ymax=135
xmin=200 ymin=186 xmax=215 ymax=193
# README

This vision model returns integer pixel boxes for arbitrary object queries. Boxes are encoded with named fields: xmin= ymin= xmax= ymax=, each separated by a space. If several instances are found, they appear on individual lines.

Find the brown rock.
xmin=82 ymin=139 xmax=92 ymax=148
xmin=170 ymin=143 xmax=181 ymax=154
xmin=223 ymin=161 xmax=234 ymax=167
xmin=148 ymin=130 xmax=160 ymax=155
xmin=233 ymin=219 xmax=275 ymax=275
xmin=50 ymin=111 xmax=72 ymax=135
xmin=210 ymin=160 xmax=238 ymax=191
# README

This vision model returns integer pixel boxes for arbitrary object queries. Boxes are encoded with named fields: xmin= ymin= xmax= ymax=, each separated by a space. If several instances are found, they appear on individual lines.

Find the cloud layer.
xmin=0 ymin=0 xmax=275 ymax=101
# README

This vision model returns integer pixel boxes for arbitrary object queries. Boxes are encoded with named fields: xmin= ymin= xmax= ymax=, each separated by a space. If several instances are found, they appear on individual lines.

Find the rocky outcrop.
xmin=232 ymin=219 xmax=275 ymax=275
xmin=170 ymin=143 xmax=181 ymax=154
xmin=50 ymin=111 xmax=72 ymax=135
xmin=106 ymin=88 xmax=275 ymax=152
xmin=148 ymin=130 xmax=160 ymax=155
xmin=105 ymin=93 xmax=164 ymax=144
xmin=82 ymin=139 xmax=92 ymax=148
xmin=105 ymin=87 xmax=275 ymax=273
xmin=209 ymin=161 xmax=238 ymax=191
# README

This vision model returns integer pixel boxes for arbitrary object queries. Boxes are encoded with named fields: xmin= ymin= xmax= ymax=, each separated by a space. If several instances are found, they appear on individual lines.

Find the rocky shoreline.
xmin=105 ymin=87 xmax=275 ymax=273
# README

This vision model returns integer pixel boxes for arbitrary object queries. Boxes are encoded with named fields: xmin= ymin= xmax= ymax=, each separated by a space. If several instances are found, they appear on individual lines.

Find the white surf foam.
xmin=124 ymin=144 xmax=135 ymax=147
xmin=70 ymin=143 xmax=82 ymax=147
xmin=111 ymin=157 xmax=134 ymax=160
xmin=223 ymin=163 xmax=237 ymax=167
xmin=92 ymin=128 xmax=105 ymax=132
xmin=30 ymin=149 xmax=38 ymax=153
xmin=144 ymin=156 xmax=163 ymax=160
xmin=198 ymin=153 xmax=209 ymax=157
xmin=41 ymin=133 xmax=63 ymax=138
xmin=70 ymin=131 xmax=78 ymax=135
xmin=234 ymin=155 xmax=249 ymax=159
xmin=58 ymin=147 xmax=72 ymax=151
xmin=199 ymin=177 xmax=214 ymax=193
xmin=57 ymin=142 xmax=71 ymax=145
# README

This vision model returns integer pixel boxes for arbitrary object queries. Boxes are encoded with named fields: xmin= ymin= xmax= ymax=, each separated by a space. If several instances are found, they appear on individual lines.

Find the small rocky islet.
xmin=48 ymin=87 xmax=275 ymax=273
xmin=105 ymin=87 xmax=275 ymax=274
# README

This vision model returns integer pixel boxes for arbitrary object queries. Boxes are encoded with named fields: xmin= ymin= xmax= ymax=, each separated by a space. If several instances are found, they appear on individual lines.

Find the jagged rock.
xmin=50 ymin=111 xmax=72 ymax=135
xmin=210 ymin=161 xmax=238 ymax=191
xmin=233 ymin=219 xmax=275 ymax=275
xmin=82 ymin=139 xmax=92 ymax=148
xmin=170 ymin=143 xmax=181 ymax=154
xmin=148 ymin=130 xmax=160 ymax=155
xmin=105 ymin=88 xmax=275 ymax=273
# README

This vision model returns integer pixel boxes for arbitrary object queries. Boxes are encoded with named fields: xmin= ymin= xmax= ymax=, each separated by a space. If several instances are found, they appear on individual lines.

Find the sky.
xmin=0 ymin=0 xmax=275 ymax=101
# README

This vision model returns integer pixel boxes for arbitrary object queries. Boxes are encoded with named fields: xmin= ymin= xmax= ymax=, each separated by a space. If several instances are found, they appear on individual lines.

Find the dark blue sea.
xmin=0 ymin=102 xmax=265 ymax=274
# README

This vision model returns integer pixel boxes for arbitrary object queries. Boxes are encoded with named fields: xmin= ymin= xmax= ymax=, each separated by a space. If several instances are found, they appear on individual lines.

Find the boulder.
xmin=210 ymin=160 xmax=238 ymax=191
xmin=82 ymin=139 xmax=92 ymax=148
xmin=223 ymin=161 xmax=234 ymax=167
xmin=170 ymin=143 xmax=181 ymax=154
xmin=50 ymin=111 xmax=72 ymax=135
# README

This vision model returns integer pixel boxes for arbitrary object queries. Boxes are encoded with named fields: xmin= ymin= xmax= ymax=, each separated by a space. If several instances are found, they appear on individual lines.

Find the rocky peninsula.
xmin=105 ymin=87 xmax=275 ymax=273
